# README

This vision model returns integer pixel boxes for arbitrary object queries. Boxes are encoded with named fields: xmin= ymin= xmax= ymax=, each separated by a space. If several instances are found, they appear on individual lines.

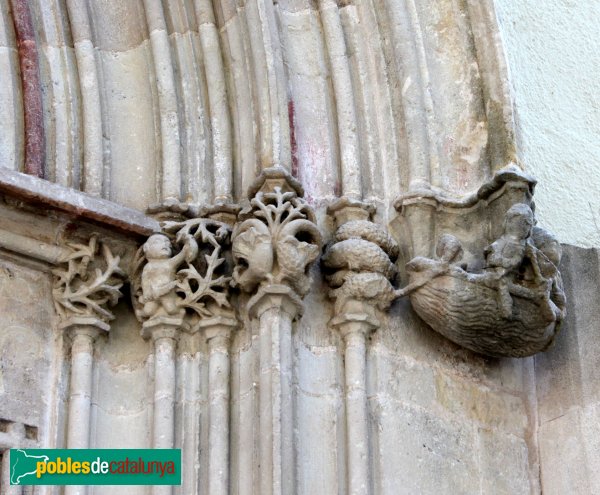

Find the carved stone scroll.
xmin=231 ymin=166 xmax=322 ymax=495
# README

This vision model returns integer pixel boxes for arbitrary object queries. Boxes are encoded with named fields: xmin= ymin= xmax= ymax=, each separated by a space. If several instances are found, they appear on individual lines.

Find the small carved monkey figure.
xmin=140 ymin=233 xmax=198 ymax=318
xmin=484 ymin=203 xmax=534 ymax=318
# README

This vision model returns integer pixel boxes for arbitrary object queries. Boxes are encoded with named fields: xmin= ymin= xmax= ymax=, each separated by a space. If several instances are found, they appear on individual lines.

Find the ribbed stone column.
xmin=249 ymin=286 xmax=302 ymax=495
xmin=63 ymin=319 xmax=108 ymax=495
xmin=331 ymin=314 xmax=377 ymax=495
xmin=142 ymin=317 xmax=185 ymax=495
xmin=63 ymin=319 xmax=107 ymax=451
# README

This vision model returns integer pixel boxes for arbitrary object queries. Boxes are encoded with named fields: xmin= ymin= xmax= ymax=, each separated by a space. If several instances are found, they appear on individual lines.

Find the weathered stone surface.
xmin=0 ymin=167 xmax=160 ymax=236
xmin=0 ymin=258 xmax=55 ymax=429
xmin=535 ymin=245 xmax=600 ymax=494
xmin=478 ymin=429 xmax=532 ymax=495
xmin=0 ymin=1 xmax=595 ymax=494
xmin=373 ymin=401 xmax=479 ymax=495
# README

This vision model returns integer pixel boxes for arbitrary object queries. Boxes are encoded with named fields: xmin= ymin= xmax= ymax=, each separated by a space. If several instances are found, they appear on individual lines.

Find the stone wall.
xmin=534 ymin=245 xmax=600 ymax=494
xmin=0 ymin=258 xmax=62 ymax=448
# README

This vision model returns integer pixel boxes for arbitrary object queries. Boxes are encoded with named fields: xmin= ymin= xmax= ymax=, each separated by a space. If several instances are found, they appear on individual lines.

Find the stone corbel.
xmin=52 ymin=235 xmax=125 ymax=495
xmin=394 ymin=166 xmax=566 ymax=357
xmin=231 ymin=166 xmax=322 ymax=495
xmin=132 ymin=213 xmax=236 ymax=495
xmin=322 ymin=197 xmax=399 ymax=495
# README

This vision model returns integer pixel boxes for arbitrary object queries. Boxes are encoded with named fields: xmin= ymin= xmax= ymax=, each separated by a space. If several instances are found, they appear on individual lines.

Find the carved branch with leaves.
xmin=132 ymin=218 xmax=233 ymax=325
xmin=52 ymin=236 xmax=125 ymax=323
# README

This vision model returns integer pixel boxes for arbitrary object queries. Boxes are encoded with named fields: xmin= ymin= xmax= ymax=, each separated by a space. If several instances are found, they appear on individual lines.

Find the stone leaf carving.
xmin=232 ymin=183 xmax=322 ymax=297
xmin=399 ymin=203 xmax=566 ymax=358
xmin=133 ymin=218 xmax=233 ymax=326
xmin=52 ymin=235 xmax=125 ymax=323
xmin=323 ymin=217 xmax=400 ymax=317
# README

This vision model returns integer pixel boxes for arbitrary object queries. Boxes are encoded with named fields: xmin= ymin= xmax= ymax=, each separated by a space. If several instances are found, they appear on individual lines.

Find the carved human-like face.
xmin=144 ymin=234 xmax=172 ymax=259
xmin=436 ymin=234 xmax=463 ymax=263
xmin=504 ymin=204 xmax=534 ymax=239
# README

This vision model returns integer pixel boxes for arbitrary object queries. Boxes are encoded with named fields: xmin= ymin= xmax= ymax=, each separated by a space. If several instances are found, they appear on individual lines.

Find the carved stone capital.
xmin=133 ymin=216 xmax=235 ymax=335
xmin=323 ymin=198 xmax=399 ymax=322
xmin=399 ymin=201 xmax=567 ymax=358
xmin=197 ymin=315 xmax=238 ymax=342
xmin=52 ymin=235 xmax=125 ymax=330
xmin=231 ymin=167 xmax=322 ymax=302
xmin=59 ymin=317 xmax=110 ymax=342
xmin=330 ymin=312 xmax=379 ymax=340
xmin=247 ymin=284 xmax=304 ymax=320
xmin=141 ymin=315 xmax=188 ymax=341
xmin=327 ymin=197 xmax=375 ymax=225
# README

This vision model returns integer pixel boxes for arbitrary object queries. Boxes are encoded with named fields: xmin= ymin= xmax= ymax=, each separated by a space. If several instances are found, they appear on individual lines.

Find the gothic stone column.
xmin=231 ymin=167 xmax=322 ymax=495
xmin=52 ymin=236 xmax=125 ymax=495
xmin=134 ymin=215 xmax=235 ymax=495
xmin=323 ymin=197 xmax=399 ymax=495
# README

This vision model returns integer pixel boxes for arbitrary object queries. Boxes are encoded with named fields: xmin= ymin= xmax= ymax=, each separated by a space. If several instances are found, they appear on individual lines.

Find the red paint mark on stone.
xmin=334 ymin=180 xmax=341 ymax=197
xmin=288 ymin=100 xmax=298 ymax=178
xmin=11 ymin=0 xmax=45 ymax=178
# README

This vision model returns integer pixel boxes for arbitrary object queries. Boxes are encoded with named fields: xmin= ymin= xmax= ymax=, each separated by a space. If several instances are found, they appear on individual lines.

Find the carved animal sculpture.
xmin=330 ymin=272 xmax=397 ymax=314
xmin=335 ymin=220 xmax=399 ymax=259
xmin=322 ymin=238 xmax=397 ymax=283
xmin=231 ymin=221 xmax=274 ymax=292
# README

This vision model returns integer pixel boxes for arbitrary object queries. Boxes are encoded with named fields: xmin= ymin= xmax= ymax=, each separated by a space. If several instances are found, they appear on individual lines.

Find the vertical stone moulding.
xmin=52 ymin=235 xmax=125 ymax=495
xmin=0 ymin=421 xmax=35 ymax=495
xmin=231 ymin=166 xmax=322 ymax=495
xmin=194 ymin=204 xmax=239 ymax=495
xmin=133 ymin=213 xmax=236 ymax=495
xmin=322 ymin=197 xmax=400 ymax=495
xmin=199 ymin=315 xmax=237 ymax=495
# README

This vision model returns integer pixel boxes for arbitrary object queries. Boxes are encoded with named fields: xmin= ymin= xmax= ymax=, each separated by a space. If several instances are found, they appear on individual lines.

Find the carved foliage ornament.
xmin=231 ymin=171 xmax=322 ymax=297
xmin=52 ymin=235 xmax=125 ymax=324
xmin=132 ymin=218 xmax=233 ymax=328
xmin=398 ymin=203 xmax=566 ymax=358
